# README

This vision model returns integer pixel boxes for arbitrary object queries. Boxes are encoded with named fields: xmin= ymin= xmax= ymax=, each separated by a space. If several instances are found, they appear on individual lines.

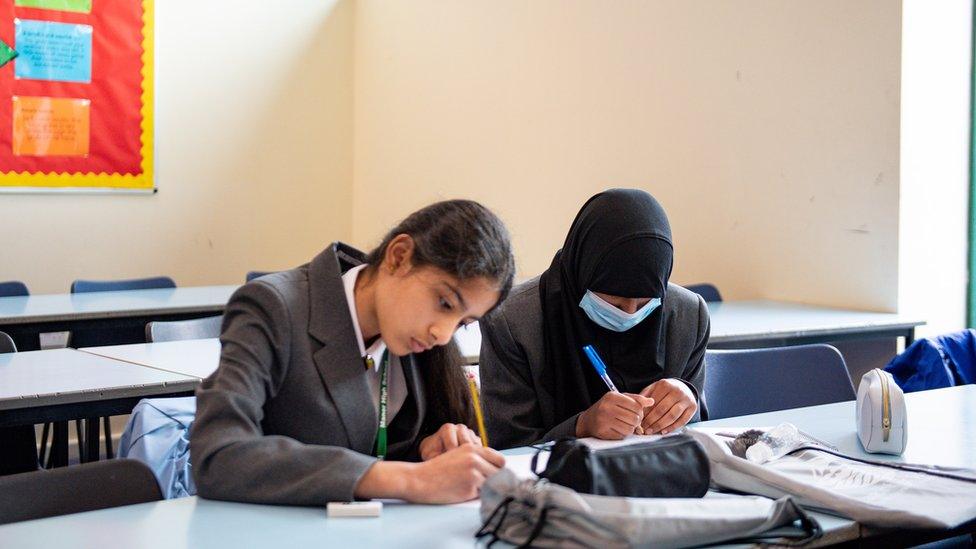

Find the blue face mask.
xmin=578 ymin=290 xmax=661 ymax=332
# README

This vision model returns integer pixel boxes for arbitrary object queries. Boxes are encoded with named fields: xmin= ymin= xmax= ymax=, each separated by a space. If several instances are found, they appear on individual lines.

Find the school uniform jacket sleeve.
xmin=479 ymin=297 xmax=581 ymax=450
xmin=479 ymin=278 xmax=709 ymax=450
xmin=191 ymin=279 xmax=378 ymax=506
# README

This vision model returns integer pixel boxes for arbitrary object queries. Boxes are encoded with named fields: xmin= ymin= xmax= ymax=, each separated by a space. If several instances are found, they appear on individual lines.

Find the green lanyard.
xmin=369 ymin=350 xmax=390 ymax=460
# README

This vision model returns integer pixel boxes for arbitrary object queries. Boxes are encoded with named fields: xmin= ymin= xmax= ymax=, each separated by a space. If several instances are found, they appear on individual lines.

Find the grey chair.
xmin=146 ymin=315 xmax=223 ymax=343
xmin=685 ymin=283 xmax=722 ymax=303
xmin=0 ymin=459 xmax=162 ymax=525
xmin=0 ymin=330 xmax=15 ymax=353
xmin=704 ymin=344 xmax=856 ymax=420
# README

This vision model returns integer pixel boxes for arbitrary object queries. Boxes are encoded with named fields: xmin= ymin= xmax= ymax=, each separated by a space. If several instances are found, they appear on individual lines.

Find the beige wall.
xmin=0 ymin=0 xmax=354 ymax=294
xmin=353 ymin=0 xmax=903 ymax=311
xmin=7 ymin=0 xmax=970 ymax=337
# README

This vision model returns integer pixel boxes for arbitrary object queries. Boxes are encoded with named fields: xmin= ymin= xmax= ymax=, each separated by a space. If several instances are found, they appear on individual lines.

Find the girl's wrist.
xmin=354 ymin=460 xmax=418 ymax=500
xmin=575 ymin=410 xmax=590 ymax=437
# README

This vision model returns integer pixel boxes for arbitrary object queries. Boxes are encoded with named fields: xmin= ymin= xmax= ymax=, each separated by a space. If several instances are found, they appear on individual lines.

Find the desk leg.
xmin=75 ymin=420 xmax=86 ymax=463
xmin=85 ymin=418 xmax=100 ymax=462
xmin=48 ymin=422 xmax=69 ymax=468
xmin=103 ymin=417 xmax=114 ymax=459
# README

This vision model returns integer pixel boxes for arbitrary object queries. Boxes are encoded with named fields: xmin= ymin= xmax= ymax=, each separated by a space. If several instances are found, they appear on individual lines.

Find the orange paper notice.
xmin=12 ymin=96 xmax=90 ymax=157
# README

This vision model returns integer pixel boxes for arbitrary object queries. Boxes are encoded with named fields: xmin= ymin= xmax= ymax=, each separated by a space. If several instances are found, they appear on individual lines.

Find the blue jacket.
xmin=884 ymin=329 xmax=976 ymax=392
xmin=118 ymin=397 xmax=196 ymax=499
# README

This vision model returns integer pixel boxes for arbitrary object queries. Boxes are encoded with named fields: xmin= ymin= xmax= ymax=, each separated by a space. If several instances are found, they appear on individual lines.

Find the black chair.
xmin=146 ymin=315 xmax=223 ymax=343
xmin=69 ymin=276 xmax=177 ymax=463
xmin=245 ymin=270 xmax=275 ymax=282
xmin=704 ymin=344 xmax=856 ymax=420
xmin=685 ymin=283 xmax=722 ymax=303
xmin=0 ymin=459 xmax=162 ymax=525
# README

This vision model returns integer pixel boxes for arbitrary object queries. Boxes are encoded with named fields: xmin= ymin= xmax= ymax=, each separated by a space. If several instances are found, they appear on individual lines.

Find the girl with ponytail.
xmin=192 ymin=200 xmax=515 ymax=505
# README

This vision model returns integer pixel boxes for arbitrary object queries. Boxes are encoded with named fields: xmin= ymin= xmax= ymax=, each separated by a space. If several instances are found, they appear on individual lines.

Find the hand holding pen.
xmin=576 ymin=345 xmax=655 ymax=439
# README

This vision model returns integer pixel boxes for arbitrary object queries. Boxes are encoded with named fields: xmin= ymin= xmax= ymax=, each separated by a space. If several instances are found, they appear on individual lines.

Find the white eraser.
xmin=327 ymin=501 xmax=383 ymax=518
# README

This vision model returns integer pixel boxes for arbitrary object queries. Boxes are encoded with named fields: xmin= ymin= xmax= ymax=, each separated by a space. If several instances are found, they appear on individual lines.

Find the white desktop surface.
xmin=707 ymin=300 xmax=923 ymax=343
xmin=0 ymin=348 xmax=196 ymax=410
xmin=82 ymin=338 xmax=222 ymax=380
xmin=0 ymin=286 xmax=238 ymax=325
xmin=84 ymin=332 xmax=479 ymax=378
xmin=1 ymin=386 xmax=969 ymax=548
xmin=447 ymin=299 xmax=924 ymax=363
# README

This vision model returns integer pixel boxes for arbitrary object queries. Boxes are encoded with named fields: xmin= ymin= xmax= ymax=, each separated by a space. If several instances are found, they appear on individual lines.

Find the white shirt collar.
xmin=341 ymin=264 xmax=387 ymax=360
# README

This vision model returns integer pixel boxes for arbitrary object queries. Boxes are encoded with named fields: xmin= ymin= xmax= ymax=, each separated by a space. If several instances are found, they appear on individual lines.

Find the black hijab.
xmin=539 ymin=189 xmax=674 ymax=425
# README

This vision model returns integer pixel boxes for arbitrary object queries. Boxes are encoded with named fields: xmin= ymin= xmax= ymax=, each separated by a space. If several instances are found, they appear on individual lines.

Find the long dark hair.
xmin=365 ymin=199 xmax=515 ymax=430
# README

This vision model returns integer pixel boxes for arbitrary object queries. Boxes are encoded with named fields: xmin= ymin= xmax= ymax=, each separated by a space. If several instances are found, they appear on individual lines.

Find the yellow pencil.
xmin=467 ymin=377 xmax=489 ymax=447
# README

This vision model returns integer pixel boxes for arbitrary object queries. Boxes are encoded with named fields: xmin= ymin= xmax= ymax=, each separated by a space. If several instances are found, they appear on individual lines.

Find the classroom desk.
xmin=0 ymin=348 xmax=197 ymax=468
xmin=0 ymin=348 xmax=196 ymax=428
xmin=81 ymin=338 xmax=221 ymax=380
xmin=0 ymin=285 xmax=238 ymax=351
xmin=453 ymin=299 xmax=925 ymax=363
xmin=1 ymin=386 xmax=969 ymax=548
xmin=83 ymin=333 xmax=479 ymax=376
xmin=706 ymin=299 xmax=925 ymax=349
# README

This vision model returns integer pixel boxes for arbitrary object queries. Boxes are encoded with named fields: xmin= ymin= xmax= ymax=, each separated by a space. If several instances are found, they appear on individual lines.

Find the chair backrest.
xmin=0 ymin=459 xmax=162 ymax=525
xmin=704 ymin=344 xmax=855 ymax=420
xmin=0 ymin=330 xmax=16 ymax=353
xmin=245 ymin=270 xmax=275 ymax=282
xmin=0 ymin=280 xmax=29 ymax=297
xmin=685 ymin=283 xmax=722 ymax=303
xmin=146 ymin=315 xmax=223 ymax=343
xmin=70 ymin=276 xmax=176 ymax=293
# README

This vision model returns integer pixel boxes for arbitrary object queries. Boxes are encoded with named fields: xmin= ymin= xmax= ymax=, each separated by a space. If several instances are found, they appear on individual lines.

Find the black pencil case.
xmin=531 ymin=434 xmax=711 ymax=498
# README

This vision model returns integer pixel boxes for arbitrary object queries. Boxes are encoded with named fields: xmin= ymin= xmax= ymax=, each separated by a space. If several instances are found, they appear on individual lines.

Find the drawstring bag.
xmin=117 ymin=397 xmax=196 ymax=499
xmin=531 ymin=434 xmax=710 ymax=498
xmin=477 ymin=469 xmax=821 ymax=549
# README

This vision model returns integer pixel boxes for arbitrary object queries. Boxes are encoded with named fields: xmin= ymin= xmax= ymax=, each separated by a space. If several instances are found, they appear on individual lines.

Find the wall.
xmin=353 ymin=0 xmax=903 ymax=311
xmin=0 ymin=0 xmax=355 ymax=293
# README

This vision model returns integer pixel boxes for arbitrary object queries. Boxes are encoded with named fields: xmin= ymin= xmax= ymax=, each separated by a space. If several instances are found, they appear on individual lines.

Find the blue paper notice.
xmin=14 ymin=19 xmax=92 ymax=83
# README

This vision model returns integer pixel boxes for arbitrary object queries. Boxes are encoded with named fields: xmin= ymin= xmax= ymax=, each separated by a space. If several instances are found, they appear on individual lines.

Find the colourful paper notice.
xmin=0 ymin=39 xmax=17 ymax=68
xmin=15 ymin=0 xmax=92 ymax=14
xmin=12 ymin=96 xmax=91 ymax=157
xmin=14 ymin=19 xmax=92 ymax=83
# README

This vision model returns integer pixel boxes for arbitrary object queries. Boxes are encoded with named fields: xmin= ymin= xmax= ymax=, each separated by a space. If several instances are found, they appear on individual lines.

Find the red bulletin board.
xmin=0 ymin=0 xmax=153 ymax=191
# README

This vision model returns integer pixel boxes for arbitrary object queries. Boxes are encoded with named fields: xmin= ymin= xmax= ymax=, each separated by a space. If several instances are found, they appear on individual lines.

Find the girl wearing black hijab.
xmin=479 ymin=189 xmax=709 ymax=448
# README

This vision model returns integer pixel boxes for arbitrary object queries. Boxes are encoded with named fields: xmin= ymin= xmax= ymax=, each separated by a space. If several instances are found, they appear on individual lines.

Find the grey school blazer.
xmin=479 ymin=277 xmax=710 ymax=449
xmin=191 ymin=244 xmax=431 ymax=505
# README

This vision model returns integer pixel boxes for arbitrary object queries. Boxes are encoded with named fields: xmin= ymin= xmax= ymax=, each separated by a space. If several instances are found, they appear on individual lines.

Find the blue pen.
xmin=582 ymin=345 xmax=619 ymax=393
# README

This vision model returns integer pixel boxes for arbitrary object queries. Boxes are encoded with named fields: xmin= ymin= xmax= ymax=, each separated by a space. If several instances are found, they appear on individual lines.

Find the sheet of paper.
xmin=14 ymin=19 xmax=93 ymax=83
xmin=15 ymin=0 xmax=92 ymax=13
xmin=578 ymin=433 xmax=667 ymax=450
xmin=503 ymin=451 xmax=547 ymax=480
xmin=12 ymin=96 xmax=91 ymax=157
